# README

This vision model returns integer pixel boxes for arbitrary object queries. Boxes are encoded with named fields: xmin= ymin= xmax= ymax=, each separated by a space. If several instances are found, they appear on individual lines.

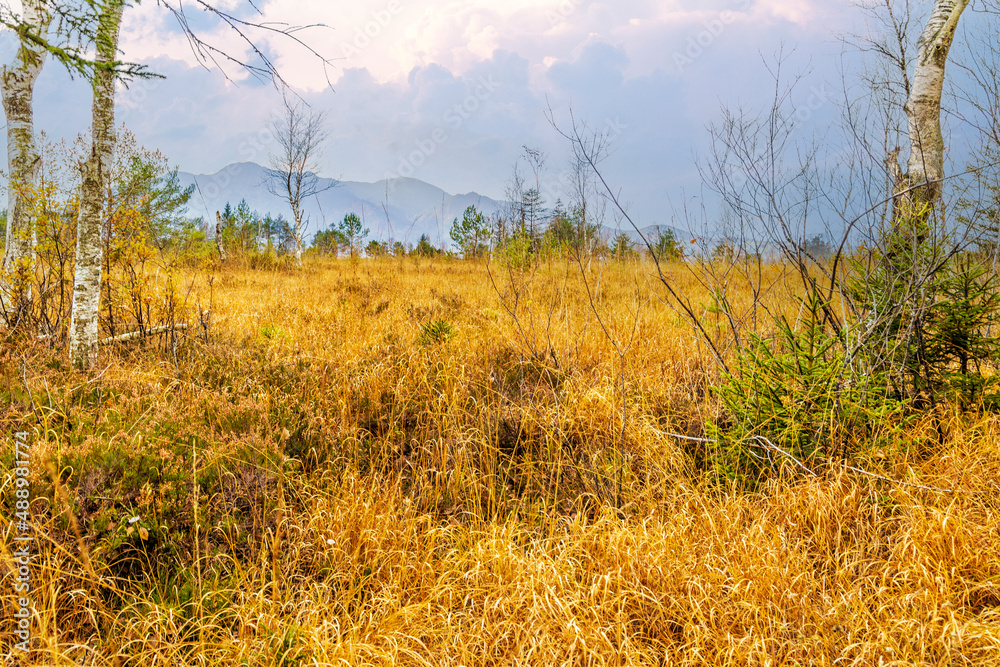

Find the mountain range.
xmin=177 ymin=162 xmax=691 ymax=249
xmin=177 ymin=162 xmax=504 ymax=246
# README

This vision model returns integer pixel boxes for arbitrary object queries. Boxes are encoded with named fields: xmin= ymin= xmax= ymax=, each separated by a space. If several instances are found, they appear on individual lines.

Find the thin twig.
xmin=747 ymin=434 xmax=818 ymax=477
xmin=839 ymin=464 xmax=964 ymax=494
xmin=19 ymin=357 xmax=42 ymax=423
xmin=660 ymin=429 xmax=967 ymax=493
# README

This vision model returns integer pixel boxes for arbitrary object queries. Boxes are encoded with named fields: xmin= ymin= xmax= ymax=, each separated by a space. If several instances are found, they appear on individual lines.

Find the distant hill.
xmin=178 ymin=163 xmax=697 ymax=251
xmin=177 ymin=162 xmax=505 ymax=246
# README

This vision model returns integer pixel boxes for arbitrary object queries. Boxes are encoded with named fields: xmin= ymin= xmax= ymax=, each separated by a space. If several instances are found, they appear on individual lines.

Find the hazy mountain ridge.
xmin=178 ymin=162 xmax=505 ymax=246
xmin=178 ymin=162 xmax=693 ymax=250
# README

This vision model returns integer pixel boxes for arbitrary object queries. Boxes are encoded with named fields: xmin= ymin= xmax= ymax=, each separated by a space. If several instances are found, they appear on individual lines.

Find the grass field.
xmin=2 ymin=257 xmax=999 ymax=665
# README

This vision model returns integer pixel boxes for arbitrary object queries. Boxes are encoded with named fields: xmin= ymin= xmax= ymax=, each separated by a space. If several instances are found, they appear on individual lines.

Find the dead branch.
xmin=100 ymin=324 xmax=188 ymax=345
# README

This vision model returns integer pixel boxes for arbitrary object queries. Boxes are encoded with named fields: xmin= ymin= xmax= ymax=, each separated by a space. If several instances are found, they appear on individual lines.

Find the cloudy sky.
xmin=19 ymin=1 xmax=882 ymax=226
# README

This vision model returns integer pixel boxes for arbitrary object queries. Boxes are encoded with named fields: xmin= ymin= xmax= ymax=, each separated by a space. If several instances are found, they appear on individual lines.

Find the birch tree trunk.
xmin=69 ymin=1 xmax=124 ymax=369
xmin=215 ymin=211 xmax=227 ymax=262
xmin=293 ymin=226 xmax=303 ymax=267
xmin=901 ymin=0 xmax=970 ymax=213
xmin=0 ymin=0 xmax=52 ymax=320
xmin=289 ymin=174 xmax=304 ymax=266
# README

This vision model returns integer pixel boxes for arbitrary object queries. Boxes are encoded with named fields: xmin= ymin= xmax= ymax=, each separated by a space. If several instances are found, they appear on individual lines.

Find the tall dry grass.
xmin=1 ymin=256 xmax=998 ymax=665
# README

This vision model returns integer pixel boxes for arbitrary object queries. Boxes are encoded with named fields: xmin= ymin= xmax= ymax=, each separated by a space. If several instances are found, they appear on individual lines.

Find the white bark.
xmin=101 ymin=323 xmax=187 ymax=344
xmin=1 ymin=0 xmax=51 ymax=316
xmin=69 ymin=1 xmax=124 ymax=369
xmin=903 ymin=0 xmax=970 ymax=210
xmin=215 ymin=210 xmax=227 ymax=262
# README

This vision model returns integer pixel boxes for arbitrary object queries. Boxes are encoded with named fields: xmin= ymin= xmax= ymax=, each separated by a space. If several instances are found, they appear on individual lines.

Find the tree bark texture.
xmin=215 ymin=210 xmax=227 ymax=262
xmin=1 ymin=0 xmax=51 ymax=317
xmin=902 ymin=0 xmax=969 ymax=212
xmin=69 ymin=1 xmax=124 ymax=368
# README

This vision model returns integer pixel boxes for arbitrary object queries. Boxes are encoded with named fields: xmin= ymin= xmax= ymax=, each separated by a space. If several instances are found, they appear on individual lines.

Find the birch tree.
xmin=267 ymin=96 xmax=330 ymax=267
xmin=0 ymin=0 xmax=52 ymax=322
xmin=69 ymin=0 xmax=124 ymax=369
xmin=891 ymin=0 xmax=970 ymax=216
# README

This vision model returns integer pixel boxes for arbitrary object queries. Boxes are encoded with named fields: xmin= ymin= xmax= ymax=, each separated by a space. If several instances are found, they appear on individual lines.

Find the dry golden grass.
xmin=2 ymin=256 xmax=998 ymax=665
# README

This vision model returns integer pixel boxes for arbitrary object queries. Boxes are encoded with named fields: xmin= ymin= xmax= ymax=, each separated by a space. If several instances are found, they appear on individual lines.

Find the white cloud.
xmin=117 ymin=0 xmax=848 ymax=91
